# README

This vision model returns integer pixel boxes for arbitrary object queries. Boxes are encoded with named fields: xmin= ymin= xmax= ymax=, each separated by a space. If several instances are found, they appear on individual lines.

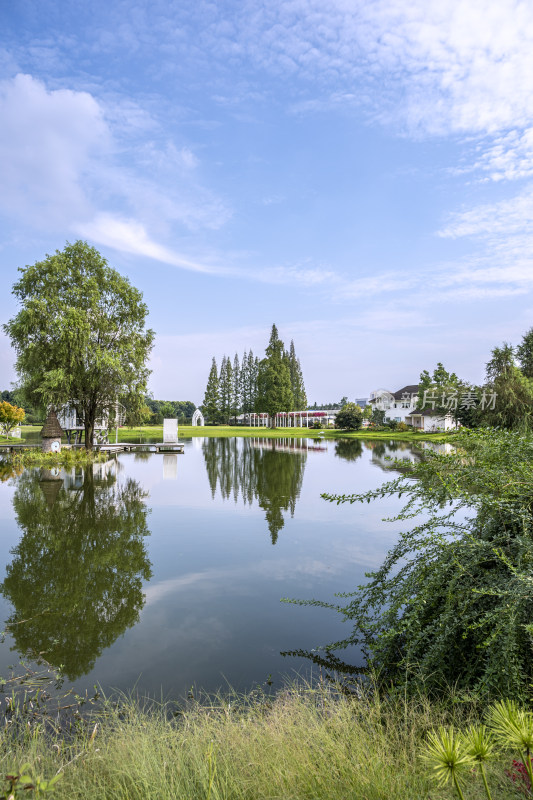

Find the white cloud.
xmin=439 ymin=189 xmax=533 ymax=239
xmin=258 ymin=263 xmax=337 ymax=287
xmin=0 ymin=73 xmax=110 ymax=225
xmin=208 ymin=0 xmax=533 ymax=179
xmin=75 ymin=214 xmax=218 ymax=273
xmin=0 ymin=72 xmax=235 ymax=277
xmin=266 ymin=0 xmax=533 ymax=136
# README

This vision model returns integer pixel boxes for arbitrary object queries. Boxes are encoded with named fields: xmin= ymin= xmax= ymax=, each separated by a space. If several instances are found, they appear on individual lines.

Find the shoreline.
xmin=19 ymin=424 xmax=457 ymax=444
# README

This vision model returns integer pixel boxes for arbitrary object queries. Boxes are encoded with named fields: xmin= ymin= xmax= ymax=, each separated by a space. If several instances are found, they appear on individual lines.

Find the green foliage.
xmin=422 ymin=726 xmax=473 ymax=798
xmin=289 ymin=429 xmax=533 ymax=700
xmin=144 ymin=398 xmax=195 ymax=425
xmin=4 ymin=241 xmax=154 ymax=449
xmin=219 ymin=355 xmax=233 ymax=423
xmin=202 ymin=357 xmax=221 ymax=423
xmin=7 ymin=449 xmax=109 ymax=470
xmin=417 ymin=362 xmax=470 ymax=421
xmin=362 ymin=404 xmax=372 ymax=420
xmin=421 ymin=702 xmax=533 ymax=800
xmin=485 ymin=343 xmax=516 ymax=381
xmin=232 ymin=353 xmax=240 ymax=420
xmin=288 ymin=340 xmax=307 ymax=409
xmin=0 ymin=466 xmax=152 ymax=679
xmin=256 ymin=325 xmax=294 ymax=423
xmin=335 ymin=402 xmax=363 ymax=430
xmin=517 ymin=327 xmax=533 ymax=378
xmin=0 ymin=764 xmax=61 ymax=798
xmin=1 ymin=390 xmax=43 ymax=422
xmin=371 ymin=407 xmax=386 ymax=426
xmin=202 ymin=328 xmax=306 ymax=424
xmin=481 ymin=345 xmax=533 ymax=432
xmin=238 ymin=350 xmax=260 ymax=415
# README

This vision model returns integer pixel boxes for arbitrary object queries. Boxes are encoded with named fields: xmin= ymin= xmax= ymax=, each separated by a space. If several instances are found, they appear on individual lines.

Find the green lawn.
xmin=121 ymin=424 xmax=456 ymax=443
xmin=18 ymin=424 xmax=456 ymax=444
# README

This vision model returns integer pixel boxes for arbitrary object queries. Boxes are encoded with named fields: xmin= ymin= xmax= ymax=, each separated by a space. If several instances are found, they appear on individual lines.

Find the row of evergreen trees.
xmin=202 ymin=325 xmax=307 ymax=424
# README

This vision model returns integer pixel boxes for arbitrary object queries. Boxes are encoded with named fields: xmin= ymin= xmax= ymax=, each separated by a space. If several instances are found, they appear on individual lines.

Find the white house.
xmin=369 ymin=384 xmax=458 ymax=431
xmin=55 ymin=401 xmax=125 ymax=444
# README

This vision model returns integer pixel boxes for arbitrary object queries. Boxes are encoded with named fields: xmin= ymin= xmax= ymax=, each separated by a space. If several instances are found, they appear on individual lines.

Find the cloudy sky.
xmin=1 ymin=0 xmax=532 ymax=405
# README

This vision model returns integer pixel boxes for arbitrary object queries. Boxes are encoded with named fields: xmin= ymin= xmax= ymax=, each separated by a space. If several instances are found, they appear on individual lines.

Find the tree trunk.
xmin=84 ymin=411 xmax=95 ymax=450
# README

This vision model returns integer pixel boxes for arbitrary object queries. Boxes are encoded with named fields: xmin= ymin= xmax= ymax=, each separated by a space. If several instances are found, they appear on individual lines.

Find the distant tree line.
xmin=414 ymin=324 xmax=533 ymax=432
xmin=1 ymin=389 xmax=43 ymax=424
xmin=143 ymin=398 xmax=196 ymax=425
xmin=202 ymin=324 xmax=307 ymax=424
xmin=308 ymin=396 xmax=361 ymax=410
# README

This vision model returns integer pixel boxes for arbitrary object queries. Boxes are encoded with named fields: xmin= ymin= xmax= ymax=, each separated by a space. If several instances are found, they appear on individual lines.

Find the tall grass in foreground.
xmin=0 ymin=683 xmax=526 ymax=800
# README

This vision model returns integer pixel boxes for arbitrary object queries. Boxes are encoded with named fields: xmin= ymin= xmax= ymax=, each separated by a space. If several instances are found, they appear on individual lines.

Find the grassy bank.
xmin=18 ymin=424 xmax=456 ymax=444
xmin=1 ymin=683 xmax=522 ymax=800
xmin=114 ymin=425 xmax=454 ymax=443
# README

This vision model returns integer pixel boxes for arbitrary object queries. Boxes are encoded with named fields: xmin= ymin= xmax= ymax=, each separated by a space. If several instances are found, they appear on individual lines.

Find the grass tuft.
xmin=0 ymin=682 xmax=525 ymax=799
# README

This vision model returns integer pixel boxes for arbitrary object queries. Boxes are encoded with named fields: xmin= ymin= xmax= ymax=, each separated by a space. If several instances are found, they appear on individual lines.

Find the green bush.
xmin=296 ymin=429 xmax=533 ymax=701
xmin=335 ymin=403 xmax=363 ymax=431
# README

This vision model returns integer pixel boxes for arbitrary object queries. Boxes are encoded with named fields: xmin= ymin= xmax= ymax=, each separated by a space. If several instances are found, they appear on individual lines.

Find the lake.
xmin=0 ymin=436 xmax=431 ymax=699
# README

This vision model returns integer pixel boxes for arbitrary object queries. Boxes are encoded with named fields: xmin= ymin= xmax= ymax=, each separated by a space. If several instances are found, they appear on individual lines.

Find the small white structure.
xmin=192 ymin=408 xmax=205 ymax=426
xmin=235 ymin=410 xmax=338 ymax=427
xmin=163 ymin=418 xmax=178 ymax=443
xmin=405 ymin=409 xmax=457 ymax=432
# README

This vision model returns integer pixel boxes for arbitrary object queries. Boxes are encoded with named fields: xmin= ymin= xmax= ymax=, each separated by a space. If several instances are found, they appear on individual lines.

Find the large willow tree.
xmin=4 ymin=241 xmax=155 ymax=448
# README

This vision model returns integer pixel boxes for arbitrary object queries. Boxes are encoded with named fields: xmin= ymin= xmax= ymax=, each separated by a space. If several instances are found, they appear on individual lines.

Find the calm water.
xmin=0 ymin=437 xmax=432 ymax=698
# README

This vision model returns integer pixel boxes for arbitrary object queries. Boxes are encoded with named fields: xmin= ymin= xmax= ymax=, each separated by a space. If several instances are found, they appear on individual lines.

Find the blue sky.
xmin=1 ymin=0 xmax=532 ymax=405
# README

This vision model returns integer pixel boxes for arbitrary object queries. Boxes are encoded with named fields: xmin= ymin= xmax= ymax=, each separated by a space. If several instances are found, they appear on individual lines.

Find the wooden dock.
xmin=0 ymin=442 xmax=185 ymax=454
xmin=99 ymin=442 xmax=185 ymax=454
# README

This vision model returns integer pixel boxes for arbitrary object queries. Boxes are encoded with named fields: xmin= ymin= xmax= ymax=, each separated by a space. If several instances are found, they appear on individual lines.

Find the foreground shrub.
xmin=286 ymin=429 xmax=533 ymax=701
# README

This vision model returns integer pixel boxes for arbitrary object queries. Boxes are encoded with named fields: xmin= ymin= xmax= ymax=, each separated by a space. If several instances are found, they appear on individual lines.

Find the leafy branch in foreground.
xmin=284 ymin=429 xmax=533 ymax=699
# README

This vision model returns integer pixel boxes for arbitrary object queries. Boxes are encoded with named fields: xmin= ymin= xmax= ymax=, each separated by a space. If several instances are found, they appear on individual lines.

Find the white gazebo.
xmin=192 ymin=408 xmax=205 ymax=426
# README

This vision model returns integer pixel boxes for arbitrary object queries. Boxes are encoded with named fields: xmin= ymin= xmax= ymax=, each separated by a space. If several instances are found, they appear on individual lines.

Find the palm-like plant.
xmin=462 ymin=724 xmax=495 ymax=800
xmin=421 ymin=726 xmax=474 ymax=800
xmin=488 ymin=700 xmax=533 ymax=788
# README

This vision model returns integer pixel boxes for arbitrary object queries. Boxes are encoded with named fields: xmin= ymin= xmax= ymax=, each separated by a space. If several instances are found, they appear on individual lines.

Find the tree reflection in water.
xmin=334 ymin=439 xmax=363 ymax=461
xmin=0 ymin=461 xmax=152 ymax=680
xmin=202 ymin=438 xmax=308 ymax=544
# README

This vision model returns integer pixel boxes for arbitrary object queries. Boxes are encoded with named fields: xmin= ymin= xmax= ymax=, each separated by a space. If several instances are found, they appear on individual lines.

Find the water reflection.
xmin=202 ymin=438 xmax=309 ymax=544
xmin=334 ymin=439 xmax=363 ymax=461
xmin=0 ymin=461 xmax=152 ymax=679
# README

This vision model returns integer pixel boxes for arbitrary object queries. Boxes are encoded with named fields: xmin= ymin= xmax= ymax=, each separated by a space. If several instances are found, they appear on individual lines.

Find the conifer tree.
xmin=202 ymin=357 xmax=220 ymax=423
xmin=288 ymin=339 xmax=307 ymax=410
xmin=256 ymin=324 xmax=294 ymax=424
xmin=219 ymin=356 xmax=233 ymax=423
xmin=251 ymin=354 xmax=260 ymax=412
xmin=517 ymin=327 xmax=533 ymax=378
xmin=232 ymin=353 xmax=241 ymax=418
xmin=240 ymin=351 xmax=250 ymax=414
